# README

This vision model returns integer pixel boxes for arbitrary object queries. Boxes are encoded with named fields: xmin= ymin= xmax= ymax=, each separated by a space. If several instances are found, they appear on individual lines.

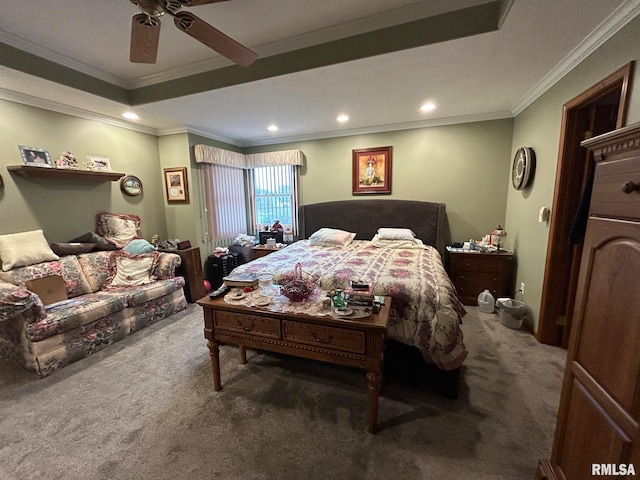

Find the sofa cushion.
xmin=96 ymin=212 xmax=141 ymax=248
xmin=26 ymin=293 xmax=126 ymax=342
xmin=0 ymin=256 xmax=93 ymax=298
xmin=99 ymin=277 xmax=186 ymax=307
xmin=0 ymin=230 xmax=59 ymax=271
xmin=77 ymin=251 xmax=112 ymax=292
xmin=103 ymin=251 xmax=160 ymax=290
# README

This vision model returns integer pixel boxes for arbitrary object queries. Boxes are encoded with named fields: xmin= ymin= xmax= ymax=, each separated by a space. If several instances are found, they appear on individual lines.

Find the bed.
xmin=230 ymin=200 xmax=468 ymax=394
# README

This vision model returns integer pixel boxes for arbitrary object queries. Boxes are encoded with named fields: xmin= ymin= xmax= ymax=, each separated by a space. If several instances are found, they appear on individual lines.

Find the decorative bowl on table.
xmin=279 ymin=263 xmax=315 ymax=302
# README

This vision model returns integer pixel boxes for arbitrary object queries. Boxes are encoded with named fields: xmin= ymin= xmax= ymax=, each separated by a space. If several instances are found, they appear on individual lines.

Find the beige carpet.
xmin=0 ymin=304 xmax=566 ymax=480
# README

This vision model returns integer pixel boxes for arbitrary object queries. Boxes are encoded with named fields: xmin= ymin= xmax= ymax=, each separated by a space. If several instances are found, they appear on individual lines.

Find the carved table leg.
xmin=207 ymin=340 xmax=222 ymax=391
xmin=239 ymin=345 xmax=247 ymax=365
xmin=366 ymin=370 xmax=383 ymax=434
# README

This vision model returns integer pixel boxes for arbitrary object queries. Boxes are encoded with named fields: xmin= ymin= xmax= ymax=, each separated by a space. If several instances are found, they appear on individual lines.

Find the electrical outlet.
xmin=520 ymin=282 xmax=525 ymax=295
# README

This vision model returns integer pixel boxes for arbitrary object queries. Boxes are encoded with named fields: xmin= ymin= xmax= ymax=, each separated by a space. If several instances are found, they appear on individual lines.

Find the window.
xmin=249 ymin=165 xmax=299 ymax=234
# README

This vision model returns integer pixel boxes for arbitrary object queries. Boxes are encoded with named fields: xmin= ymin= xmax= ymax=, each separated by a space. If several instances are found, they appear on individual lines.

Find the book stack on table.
xmin=345 ymin=282 xmax=382 ymax=312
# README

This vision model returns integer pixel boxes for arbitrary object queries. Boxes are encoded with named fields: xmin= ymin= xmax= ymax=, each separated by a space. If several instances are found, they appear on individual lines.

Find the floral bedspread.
xmin=231 ymin=240 xmax=468 ymax=370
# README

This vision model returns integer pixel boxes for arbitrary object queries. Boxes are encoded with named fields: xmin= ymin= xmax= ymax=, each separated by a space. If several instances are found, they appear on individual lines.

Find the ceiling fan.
xmin=129 ymin=0 xmax=258 ymax=66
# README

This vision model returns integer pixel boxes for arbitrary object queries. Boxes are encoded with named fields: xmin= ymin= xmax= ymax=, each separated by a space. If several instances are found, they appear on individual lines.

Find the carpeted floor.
xmin=0 ymin=304 xmax=566 ymax=480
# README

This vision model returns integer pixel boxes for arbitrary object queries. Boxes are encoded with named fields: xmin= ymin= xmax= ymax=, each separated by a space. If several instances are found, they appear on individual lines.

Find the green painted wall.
xmin=0 ymin=100 xmax=167 ymax=242
xmin=246 ymin=119 xmax=515 ymax=244
xmin=505 ymin=15 xmax=640 ymax=332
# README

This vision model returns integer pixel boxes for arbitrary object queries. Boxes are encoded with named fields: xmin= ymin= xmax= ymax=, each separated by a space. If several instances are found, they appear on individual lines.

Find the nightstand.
xmin=446 ymin=248 xmax=515 ymax=305
xmin=159 ymin=246 xmax=205 ymax=303
xmin=251 ymin=244 xmax=284 ymax=259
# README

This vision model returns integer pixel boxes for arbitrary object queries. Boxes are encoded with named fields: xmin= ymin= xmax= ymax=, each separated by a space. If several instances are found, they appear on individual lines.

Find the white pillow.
xmin=102 ymin=251 xmax=159 ymax=290
xmin=377 ymin=228 xmax=416 ymax=241
xmin=0 ymin=230 xmax=59 ymax=271
xmin=371 ymin=234 xmax=426 ymax=249
xmin=96 ymin=212 xmax=141 ymax=248
xmin=308 ymin=228 xmax=356 ymax=247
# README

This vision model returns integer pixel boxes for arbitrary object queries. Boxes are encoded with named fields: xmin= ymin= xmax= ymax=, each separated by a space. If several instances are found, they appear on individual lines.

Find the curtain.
xmin=195 ymin=144 xmax=304 ymax=167
xmin=202 ymin=163 xmax=247 ymax=243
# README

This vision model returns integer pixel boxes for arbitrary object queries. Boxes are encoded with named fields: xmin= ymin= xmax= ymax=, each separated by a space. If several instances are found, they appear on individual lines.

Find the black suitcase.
xmin=205 ymin=252 xmax=242 ymax=290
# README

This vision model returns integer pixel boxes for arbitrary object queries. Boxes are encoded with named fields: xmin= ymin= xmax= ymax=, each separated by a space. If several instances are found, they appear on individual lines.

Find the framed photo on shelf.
xmin=86 ymin=156 xmax=112 ymax=171
xmin=19 ymin=146 xmax=52 ymax=168
xmin=164 ymin=167 xmax=189 ymax=203
xmin=120 ymin=175 xmax=143 ymax=196
xmin=352 ymin=146 xmax=392 ymax=195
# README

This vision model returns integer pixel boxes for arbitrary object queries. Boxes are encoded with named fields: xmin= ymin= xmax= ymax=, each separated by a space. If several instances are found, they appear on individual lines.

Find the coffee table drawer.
xmin=283 ymin=321 xmax=365 ymax=354
xmin=215 ymin=311 xmax=281 ymax=339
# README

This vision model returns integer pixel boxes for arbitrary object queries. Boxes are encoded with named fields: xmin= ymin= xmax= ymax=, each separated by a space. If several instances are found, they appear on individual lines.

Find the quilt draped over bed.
xmin=231 ymin=240 xmax=468 ymax=370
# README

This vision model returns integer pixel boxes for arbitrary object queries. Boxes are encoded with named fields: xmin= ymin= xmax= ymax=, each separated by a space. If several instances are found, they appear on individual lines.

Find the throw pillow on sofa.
xmin=69 ymin=232 xmax=117 ymax=251
xmin=123 ymin=239 xmax=156 ymax=255
xmin=96 ymin=212 xmax=141 ymax=248
xmin=102 ymin=250 xmax=160 ymax=290
xmin=0 ymin=230 xmax=59 ymax=272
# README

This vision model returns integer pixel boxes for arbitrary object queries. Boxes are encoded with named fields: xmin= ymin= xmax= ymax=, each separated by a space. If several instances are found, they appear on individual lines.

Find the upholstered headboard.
xmin=299 ymin=200 xmax=448 ymax=256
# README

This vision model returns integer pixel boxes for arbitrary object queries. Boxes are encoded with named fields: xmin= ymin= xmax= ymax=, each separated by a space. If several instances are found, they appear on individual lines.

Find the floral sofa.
xmin=0 ymin=250 xmax=187 ymax=377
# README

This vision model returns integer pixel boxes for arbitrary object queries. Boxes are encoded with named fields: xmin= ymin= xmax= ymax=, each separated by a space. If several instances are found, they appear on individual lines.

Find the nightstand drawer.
xmin=450 ymin=256 xmax=506 ymax=273
xmin=283 ymin=321 xmax=365 ymax=354
xmin=215 ymin=311 xmax=281 ymax=339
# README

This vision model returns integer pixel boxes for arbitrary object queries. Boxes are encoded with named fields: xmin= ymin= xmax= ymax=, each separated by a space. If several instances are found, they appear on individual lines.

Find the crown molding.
xmin=511 ymin=0 xmax=640 ymax=116
xmin=157 ymin=126 xmax=243 ymax=147
xmin=0 ymin=87 xmax=157 ymax=135
xmin=0 ymin=31 xmax=128 ymax=88
xmin=239 ymin=111 xmax=514 ymax=147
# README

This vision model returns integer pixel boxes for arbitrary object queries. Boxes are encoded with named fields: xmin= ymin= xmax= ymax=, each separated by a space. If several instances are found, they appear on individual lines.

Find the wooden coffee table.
xmin=197 ymin=294 xmax=390 ymax=433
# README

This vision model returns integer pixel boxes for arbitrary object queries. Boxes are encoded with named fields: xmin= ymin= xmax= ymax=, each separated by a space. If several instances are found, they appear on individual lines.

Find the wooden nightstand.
xmin=251 ymin=244 xmax=284 ymax=259
xmin=446 ymin=248 xmax=515 ymax=305
xmin=159 ymin=246 xmax=205 ymax=303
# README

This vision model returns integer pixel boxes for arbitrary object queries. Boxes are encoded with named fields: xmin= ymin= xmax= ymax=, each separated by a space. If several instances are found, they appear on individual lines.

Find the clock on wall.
xmin=512 ymin=147 xmax=535 ymax=190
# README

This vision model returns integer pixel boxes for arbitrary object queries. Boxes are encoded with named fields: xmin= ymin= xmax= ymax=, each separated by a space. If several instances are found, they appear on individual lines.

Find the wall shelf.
xmin=7 ymin=165 xmax=124 ymax=182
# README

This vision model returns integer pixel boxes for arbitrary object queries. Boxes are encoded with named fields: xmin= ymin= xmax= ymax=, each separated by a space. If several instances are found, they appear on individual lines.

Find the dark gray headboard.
xmin=300 ymin=200 xmax=448 ymax=256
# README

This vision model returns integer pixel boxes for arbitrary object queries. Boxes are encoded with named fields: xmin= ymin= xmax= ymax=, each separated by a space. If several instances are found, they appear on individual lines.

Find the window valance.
xmin=195 ymin=144 xmax=304 ymax=168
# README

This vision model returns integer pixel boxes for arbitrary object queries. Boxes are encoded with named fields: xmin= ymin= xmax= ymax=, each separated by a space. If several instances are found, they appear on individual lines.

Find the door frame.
xmin=536 ymin=62 xmax=634 ymax=345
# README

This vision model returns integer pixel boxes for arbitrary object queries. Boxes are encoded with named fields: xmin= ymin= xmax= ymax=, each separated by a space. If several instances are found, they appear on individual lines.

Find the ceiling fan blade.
xmin=173 ymin=11 xmax=258 ymax=67
xmin=130 ymin=13 xmax=161 ymax=63
xmin=183 ymin=0 xmax=231 ymax=6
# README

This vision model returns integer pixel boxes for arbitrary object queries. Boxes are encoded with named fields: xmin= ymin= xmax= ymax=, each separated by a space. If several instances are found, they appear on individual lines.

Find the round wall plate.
xmin=120 ymin=175 xmax=143 ymax=196
xmin=512 ymin=147 xmax=536 ymax=190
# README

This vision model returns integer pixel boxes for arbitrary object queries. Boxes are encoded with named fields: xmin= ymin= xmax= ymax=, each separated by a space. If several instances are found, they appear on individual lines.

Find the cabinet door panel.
xmin=573 ymin=218 xmax=640 ymax=411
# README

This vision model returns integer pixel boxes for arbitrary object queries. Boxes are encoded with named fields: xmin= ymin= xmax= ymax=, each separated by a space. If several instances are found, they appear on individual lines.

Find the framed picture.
xmin=19 ymin=146 xmax=52 ymax=168
xmin=120 ymin=175 xmax=143 ymax=196
xmin=352 ymin=146 xmax=392 ymax=195
xmin=164 ymin=167 xmax=190 ymax=203
xmin=86 ymin=156 xmax=112 ymax=171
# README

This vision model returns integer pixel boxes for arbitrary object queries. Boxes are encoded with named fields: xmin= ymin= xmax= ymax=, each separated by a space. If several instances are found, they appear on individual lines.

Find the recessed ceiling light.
xmin=337 ymin=114 xmax=349 ymax=123
xmin=267 ymin=124 xmax=279 ymax=132
xmin=420 ymin=102 xmax=436 ymax=112
xmin=122 ymin=111 xmax=139 ymax=120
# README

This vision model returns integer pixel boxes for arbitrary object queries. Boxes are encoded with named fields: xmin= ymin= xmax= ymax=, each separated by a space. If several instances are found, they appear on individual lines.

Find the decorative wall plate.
xmin=120 ymin=175 xmax=143 ymax=196
xmin=512 ymin=147 xmax=536 ymax=190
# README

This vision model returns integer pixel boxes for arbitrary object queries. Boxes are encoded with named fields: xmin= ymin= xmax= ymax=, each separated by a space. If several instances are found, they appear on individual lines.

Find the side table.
xmin=159 ymin=246 xmax=205 ymax=303
xmin=446 ymin=248 xmax=514 ymax=305
xmin=251 ymin=244 xmax=285 ymax=259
